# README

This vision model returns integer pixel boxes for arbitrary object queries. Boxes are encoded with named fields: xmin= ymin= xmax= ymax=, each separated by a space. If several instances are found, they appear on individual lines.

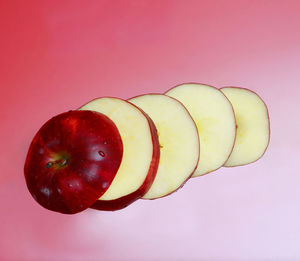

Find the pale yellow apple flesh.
xmin=220 ymin=87 xmax=270 ymax=167
xmin=79 ymin=97 xmax=155 ymax=200
xmin=129 ymin=94 xmax=199 ymax=199
xmin=165 ymin=83 xmax=236 ymax=176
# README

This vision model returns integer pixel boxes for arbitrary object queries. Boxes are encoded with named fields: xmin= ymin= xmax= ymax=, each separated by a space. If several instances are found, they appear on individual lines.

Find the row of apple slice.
xmin=24 ymin=83 xmax=270 ymax=214
xmin=78 ymin=84 xmax=270 ymax=211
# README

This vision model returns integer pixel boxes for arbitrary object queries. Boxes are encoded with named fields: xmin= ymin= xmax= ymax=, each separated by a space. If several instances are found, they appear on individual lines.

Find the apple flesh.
xmin=129 ymin=94 xmax=200 ymax=199
xmin=220 ymin=87 xmax=270 ymax=166
xmin=24 ymin=110 xmax=123 ymax=214
xmin=79 ymin=97 xmax=160 ymax=210
xmin=165 ymin=83 xmax=236 ymax=176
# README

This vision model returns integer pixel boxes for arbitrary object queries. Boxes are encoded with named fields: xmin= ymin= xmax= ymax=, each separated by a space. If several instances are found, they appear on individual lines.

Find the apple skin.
xmin=24 ymin=110 xmax=123 ymax=214
xmin=220 ymin=86 xmax=270 ymax=167
xmin=90 ymin=108 xmax=160 ymax=211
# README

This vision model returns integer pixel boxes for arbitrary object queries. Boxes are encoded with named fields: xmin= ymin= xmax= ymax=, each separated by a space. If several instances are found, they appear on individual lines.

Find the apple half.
xmin=165 ymin=83 xmax=236 ymax=176
xmin=220 ymin=87 xmax=270 ymax=167
xmin=129 ymin=94 xmax=200 ymax=199
xmin=79 ymin=97 xmax=160 ymax=210
xmin=24 ymin=110 xmax=123 ymax=214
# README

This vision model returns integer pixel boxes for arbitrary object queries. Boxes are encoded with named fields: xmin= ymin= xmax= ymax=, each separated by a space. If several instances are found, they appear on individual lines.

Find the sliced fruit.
xmin=220 ymin=87 xmax=270 ymax=167
xmin=165 ymin=83 xmax=236 ymax=176
xmin=24 ymin=110 xmax=123 ymax=214
xmin=79 ymin=97 xmax=160 ymax=210
xmin=129 ymin=94 xmax=200 ymax=199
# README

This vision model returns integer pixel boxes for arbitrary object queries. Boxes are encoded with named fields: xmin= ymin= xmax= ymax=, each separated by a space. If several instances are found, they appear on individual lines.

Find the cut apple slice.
xmin=129 ymin=94 xmax=199 ymax=199
xmin=79 ymin=97 xmax=159 ymax=210
xmin=165 ymin=83 xmax=236 ymax=176
xmin=220 ymin=87 xmax=270 ymax=167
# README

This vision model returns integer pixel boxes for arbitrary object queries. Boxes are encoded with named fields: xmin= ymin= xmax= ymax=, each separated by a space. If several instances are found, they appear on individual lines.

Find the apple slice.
xmin=79 ymin=97 xmax=160 ymax=210
xmin=220 ymin=87 xmax=270 ymax=167
xmin=165 ymin=83 xmax=236 ymax=176
xmin=129 ymin=94 xmax=200 ymax=199
xmin=24 ymin=110 xmax=123 ymax=214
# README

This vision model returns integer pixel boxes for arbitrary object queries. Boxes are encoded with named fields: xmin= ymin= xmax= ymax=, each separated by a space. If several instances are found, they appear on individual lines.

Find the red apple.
xmin=24 ymin=110 xmax=123 ymax=214
xmin=79 ymin=97 xmax=160 ymax=211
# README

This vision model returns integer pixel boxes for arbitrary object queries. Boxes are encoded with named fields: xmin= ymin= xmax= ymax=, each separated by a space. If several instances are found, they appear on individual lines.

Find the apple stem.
xmin=45 ymin=156 xmax=69 ymax=169
xmin=45 ymin=162 xmax=53 ymax=168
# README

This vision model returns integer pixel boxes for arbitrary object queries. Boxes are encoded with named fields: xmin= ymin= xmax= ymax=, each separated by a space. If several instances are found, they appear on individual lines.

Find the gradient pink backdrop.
xmin=1 ymin=1 xmax=299 ymax=260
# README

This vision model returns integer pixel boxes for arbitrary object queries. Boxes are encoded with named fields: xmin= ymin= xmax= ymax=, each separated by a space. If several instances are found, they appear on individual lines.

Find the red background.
xmin=1 ymin=1 xmax=300 ymax=260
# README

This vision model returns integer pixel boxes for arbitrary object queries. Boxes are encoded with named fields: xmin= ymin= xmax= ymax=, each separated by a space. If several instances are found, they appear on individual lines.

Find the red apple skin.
xmin=24 ymin=110 xmax=123 ymax=214
xmin=90 ymin=106 xmax=160 ymax=211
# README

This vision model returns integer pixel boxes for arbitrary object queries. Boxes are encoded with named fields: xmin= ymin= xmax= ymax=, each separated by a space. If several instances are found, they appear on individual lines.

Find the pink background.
xmin=1 ymin=1 xmax=300 ymax=260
